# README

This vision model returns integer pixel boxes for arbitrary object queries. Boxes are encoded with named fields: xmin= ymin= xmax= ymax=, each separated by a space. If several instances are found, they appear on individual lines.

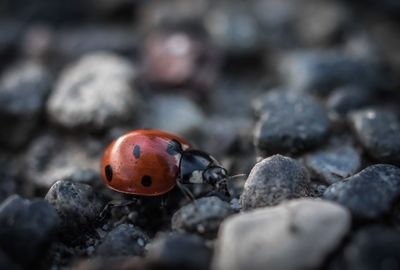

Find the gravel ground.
xmin=0 ymin=0 xmax=400 ymax=269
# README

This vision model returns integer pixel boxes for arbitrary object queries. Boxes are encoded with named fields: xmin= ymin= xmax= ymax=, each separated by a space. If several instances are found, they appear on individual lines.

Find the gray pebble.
xmin=212 ymin=198 xmax=351 ymax=270
xmin=279 ymin=51 xmax=384 ymax=96
xmin=253 ymin=90 xmax=330 ymax=155
xmin=47 ymin=52 xmax=139 ymax=131
xmin=327 ymin=85 xmax=374 ymax=117
xmin=342 ymin=226 xmax=400 ymax=270
xmin=24 ymin=133 xmax=102 ymax=189
xmin=144 ymin=94 xmax=205 ymax=135
xmin=95 ymin=224 xmax=149 ymax=257
xmin=0 ymin=61 xmax=52 ymax=147
xmin=0 ymin=195 xmax=59 ymax=267
xmin=323 ymin=164 xmax=400 ymax=219
xmin=240 ymin=155 xmax=311 ymax=210
xmin=45 ymin=180 xmax=104 ymax=235
xmin=171 ymin=196 xmax=233 ymax=238
xmin=146 ymin=233 xmax=212 ymax=270
xmin=349 ymin=108 xmax=400 ymax=163
xmin=304 ymin=144 xmax=361 ymax=184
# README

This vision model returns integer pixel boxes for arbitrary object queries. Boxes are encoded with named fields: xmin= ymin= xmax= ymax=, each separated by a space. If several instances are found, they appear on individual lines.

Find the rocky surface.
xmin=240 ymin=155 xmax=311 ymax=210
xmin=213 ymin=199 xmax=351 ymax=270
xmin=324 ymin=164 xmax=400 ymax=219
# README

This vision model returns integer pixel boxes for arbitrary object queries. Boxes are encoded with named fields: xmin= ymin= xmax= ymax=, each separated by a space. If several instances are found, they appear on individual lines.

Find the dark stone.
xmin=45 ymin=180 xmax=104 ymax=237
xmin=73 ymin=257 xmax=146 ymax=270
xmin=342 ymin=226 xmax=400 ymax=270
xmin=171 ymin=196 xmax=233 ymax=238
xmin=253 ymin=90 xmax=330 ymax=155
xmin=323 ymin=164 xmax=400 ymax=219
xmin=0 ymin=195 xmax=59 ymax=268
xmin=303 ymin=144 xmax=361 ymax=184
xmin=279 ymin=51 xmax=384 ymax=96
xmin=240 ymin=155 xmax=311 ymax=210
xmin=95 ymin=224 xmax=149 ymax=257
xmin=147 ymin=233 xmax=212 ymax=270
xmin=349 ymin=108 xmax=400 ymax=163
xmin=327 ymin=85 xmax=375 ymax=116
xmin=0 ymin=61 xmax=52 ymax=148
xmin=0 ymin=249 xmax=18 ymax=270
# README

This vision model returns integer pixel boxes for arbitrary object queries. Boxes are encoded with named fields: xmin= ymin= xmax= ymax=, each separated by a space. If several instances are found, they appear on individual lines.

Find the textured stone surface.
xmin=171 ymin=196 xmax=233 ymax=238
xmin=47 ymin=52 xmax=138 ymax=131
xmin=349 ymin=108 xmax=400 ymax=163
xmin=240 ymin=155 xmax=311 ymax=210
xmin=253 ymin=90 xmax=330 ymax=155
xmin=324 ymin=164 xmax=400 ymax=219
xmin=213 ymin=199 xmax=351 ymax=270
xmin=0 ymin=195 xmax=59 ymax=267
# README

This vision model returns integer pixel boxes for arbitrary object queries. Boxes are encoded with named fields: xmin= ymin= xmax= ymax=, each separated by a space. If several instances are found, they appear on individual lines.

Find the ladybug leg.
xmin=97 ymin=198 xmax=141 ymax=225
xmin=176 ymin=180 xmax=198 ymax=207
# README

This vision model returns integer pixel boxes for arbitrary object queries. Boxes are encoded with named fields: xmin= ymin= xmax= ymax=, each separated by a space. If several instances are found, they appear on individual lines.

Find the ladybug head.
xmin=203 ymin=166 xmax=228 ymax=186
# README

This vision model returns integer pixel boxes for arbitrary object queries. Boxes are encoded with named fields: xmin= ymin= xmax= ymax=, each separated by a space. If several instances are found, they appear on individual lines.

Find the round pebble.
xmin=171 ymin=196 xmax=233 ymax=238
xmin=323 ymin=164 xmax=400 ymax=219
xmin=253 ymin=90 xmax=330 ymax=155
xmin=45 ymin=180 xmax=104 ymax=237
xmin=240 ymin=155 xmax=311 ymax=210
xmin=47 ymin=52 xmax=139 ymax=131
xmin=349 ymin=108 xmax=400 ymax=163
xmin=212 ymin=198 xmax=351 ymax=270
xmin=0 ymin=195 xmax=59 ymax=268
xmin=95 ymin=224 xmax=149 ymax=257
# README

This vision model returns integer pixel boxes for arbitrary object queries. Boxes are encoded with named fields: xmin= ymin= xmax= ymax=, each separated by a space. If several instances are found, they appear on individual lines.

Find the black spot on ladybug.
xmin=105 ymin=165 xmax=113 ymax=182
xmin=166 ymin=140 xmax=182 ymax=155
xmin=133 ymin=145 xmax=141 ymax=159
xmin=141 ymin=175 xmax=152 ymax=187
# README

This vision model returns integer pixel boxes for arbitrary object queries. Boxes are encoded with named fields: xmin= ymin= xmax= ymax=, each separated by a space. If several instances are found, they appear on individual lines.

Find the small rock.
xmin=327 ymin=85 xmax=374 ymax=117
xmin=45 ymin=180 xmax=104 ymax=236
xmin=146 ymin=233 xmax=212 ymax=270
xmin=47 ymin=52 xmax=139 ymax=131
xmin=240 ymin=155 xmax=311 ymax=210
xmin=171 ymin=196 xmax=233 ymax=238
xmin=144 ymin=94 xmax=205 ymax=135
xmin=279 ymin=51 xmax=384 ymax=96
xmin=342 ymin=226 xmax=400 ymax=270
xmin=0 ymin=61 xmax=52 ymax=148
xmin=95 ymin=224 xmax=149 ymax=257
xmin=72 ymin=257 xmax=147 ymax=270
xmin=349 ymin=108 xmax=400 ymax=163
xmin=304 ymin=144 xmax=361 ymax=184
xmin=212 ymin=198 xmax=351 ymax=270
xmin=309 ymin=182 xmax=328 ymax=198
xmin=253 ymin=90 xmax=330 ymax=155
xmin=24 ymin=133 xmax=103 ymax=189
xmin=323 ymin=164 xmax=400 ymax=219
xmin=0 ymin=195 xmax=59 ymax=268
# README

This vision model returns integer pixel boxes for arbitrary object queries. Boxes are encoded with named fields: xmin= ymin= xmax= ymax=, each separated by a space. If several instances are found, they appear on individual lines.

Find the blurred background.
xmin=0 ymin=0 xmax=400 ymax=269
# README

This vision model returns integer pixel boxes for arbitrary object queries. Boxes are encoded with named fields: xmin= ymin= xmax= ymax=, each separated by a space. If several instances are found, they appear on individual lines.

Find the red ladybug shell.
xmin=101 ymin=130 xmax=191 ymax=196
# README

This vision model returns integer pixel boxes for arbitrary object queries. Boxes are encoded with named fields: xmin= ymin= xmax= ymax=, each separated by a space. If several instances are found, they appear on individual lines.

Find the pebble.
xmin=253 ymin=90 xmax=330 ymax=155
xmin=146 ymin=233 xmax=212 ymax=270
xmin=95 ymin=224 xmax=149 ymax=257
xmin=240 ymin=155 xmax=311 ymax=210
xmin=349 ymin=108 xmax=400 ymax=163
xmin=144 ymin=94 xmax=205 ymax=135
xmin=0 ymin=195 xmax=59 ymax=268
xmin=279 ymin=51 xmax=384 ymax=96
xmin=212 ymin=198 xmax=351 ymax=270
xmin=327 ymin=85 xmax=374 ymax=117
xmin=341 ymin=225 xmax=400 ymax=270
xmin=24 ymin=133 xmax=103 ymax=189
xmin=171 ymin=196 xmax=233 ymax=238
xmin=72 ymin=257 xmax=146 ymax=270
xmin=303 ymin=144 xmax=361 ymax=184
xmin=45 ymin=180 xmax=104 ymax=237
xmin=323 ymin=164 xmax=400 ymax=219
xmin=47 ymin=52 xmax=139 ymax=131
xmin=0 ymin=61 xmax=52 ymax=148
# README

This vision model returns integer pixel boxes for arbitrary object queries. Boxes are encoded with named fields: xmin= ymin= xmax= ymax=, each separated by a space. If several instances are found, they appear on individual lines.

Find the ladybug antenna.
xmin=227 ymin=173 xmax=247 ymax=181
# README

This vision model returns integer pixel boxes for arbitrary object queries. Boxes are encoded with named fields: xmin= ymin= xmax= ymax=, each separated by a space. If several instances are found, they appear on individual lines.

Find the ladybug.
xmin=100 ymin=130 xmax=229 ymax=198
